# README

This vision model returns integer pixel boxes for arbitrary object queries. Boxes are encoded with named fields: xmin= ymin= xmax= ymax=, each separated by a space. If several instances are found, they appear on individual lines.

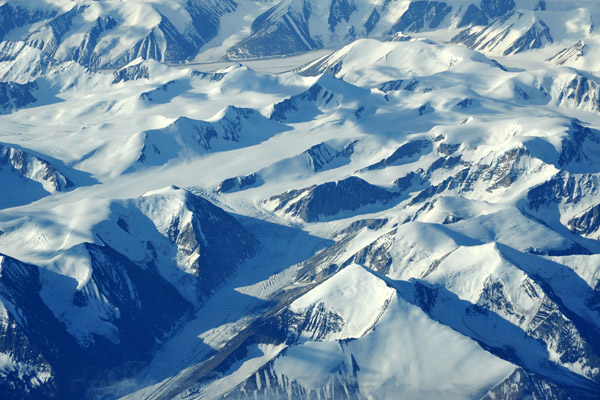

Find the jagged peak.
xmin=208 ymin=105 xmax=256 ymax=122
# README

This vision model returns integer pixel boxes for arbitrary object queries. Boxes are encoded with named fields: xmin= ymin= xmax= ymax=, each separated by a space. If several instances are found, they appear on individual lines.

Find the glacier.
xmin=0 ymin=0 xmax=600 ymax=399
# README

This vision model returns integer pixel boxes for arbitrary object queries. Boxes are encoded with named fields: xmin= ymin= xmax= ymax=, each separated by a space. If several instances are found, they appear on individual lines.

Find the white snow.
xmin=1 ymin=1 xmax=600 ymax=398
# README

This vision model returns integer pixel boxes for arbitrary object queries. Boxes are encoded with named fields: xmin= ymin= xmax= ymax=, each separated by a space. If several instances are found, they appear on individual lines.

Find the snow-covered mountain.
xmin=0 ymin=0 xmax=237 ymax=69
xmin=2 ymin=1 xmax=600 ymax=399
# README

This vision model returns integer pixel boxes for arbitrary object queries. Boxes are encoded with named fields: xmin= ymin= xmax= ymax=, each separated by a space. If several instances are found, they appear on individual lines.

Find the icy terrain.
xmin=1 ymin=0 xmax=600 ymax=399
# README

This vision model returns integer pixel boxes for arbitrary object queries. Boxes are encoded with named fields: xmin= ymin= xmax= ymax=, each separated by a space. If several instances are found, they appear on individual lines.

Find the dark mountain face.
xmin=269 ymin=176 xmax=397 ymax=222
xmin=0 ymin=189 xmax=257 ymax=399
xmin=0 ymin=81 xmax=38 ymax=113
xmin=2 ymin=1 xmax=600 ymax=399
xmin=0 ymin=0 xmax=237 ymax=69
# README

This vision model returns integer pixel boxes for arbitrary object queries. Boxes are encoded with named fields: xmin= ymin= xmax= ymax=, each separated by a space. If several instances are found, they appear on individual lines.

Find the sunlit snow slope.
xmin=1 ymin=1 xmax=600 ymax=400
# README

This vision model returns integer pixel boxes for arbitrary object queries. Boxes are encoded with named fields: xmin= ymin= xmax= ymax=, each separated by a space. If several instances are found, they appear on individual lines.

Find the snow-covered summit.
xmin=2 ymin=1 xmax=600 ymax=399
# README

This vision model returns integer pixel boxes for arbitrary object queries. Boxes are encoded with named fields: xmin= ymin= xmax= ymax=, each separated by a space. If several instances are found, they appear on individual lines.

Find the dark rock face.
xmin=0 ymin=190 xmax=258 ymax=398
xmin=269 ymin=84 xmax=327 ymax=122
xmin=288 ymin=302 xmax=345 ymax=342
xmin=557 ymin=76 xmax=600 ymax=112
xmin=394 ymin=171 xmax=424 ymax=192
xmin=175 ymin=193 xmax=258 ymax=296
xmin=482 ymin=147 xmax=529 ymax=192
xmin=298 ymin=55 xmax=344 ymax=77
xmin=344 ymin=231 xmax=395 ymax=274
xmin=364 ymin=139 xmax=432 ymax=171
xmin=482 ymin=367 xmax=598 ymax=400
xmin=122 ymin=17 xmax=196 ymax=66
xmin=126 ymin=4 xmax=234 ymax=67
xmin=379 ymin=78 xmax=428 ymax=93
xmin=455 ymin=97 xmax=476 ymax=109
xmin=405 ymin=146 xmax=538 ymax=205
xmin=0 ymin=256 xmax=64 ymax=400
xmin=186 ymin=0 xmax=236 ymax=47
xmin=0 ymin=143 xmax=80 ymax=209
xmin=0 ymin=4 xmax=56 ymax=41
xmin=410 ymin=173 xmax=461 ymax=205
xmin=568 ymin=204 xmax=600 ymax=237
xmin=476 ymin=276 xmax=517 ymax=316
xmin=306 ymin=142 xmax=341 ymax=171
xmin=452 ymin=12 xmax=553 ymax=56
xmin=557 ymin=121 xmax=600 ymax=168
xmin=426 ymin=155 xmax=462 ymax=175
xmin=0 ymin=81 xmax=38 ymax=114
xmin=217 ymin=141 xmax=356 ymax=194
xmin=78 ymin=243 xmax=193 ymax=371
xmin=480 ymin=0 xmax=515 ymax=18
xmin=392 ymin=1 xmax=453 ymax=33
xmin=379 ymin=79 xmax=405 ymax=92
xmin=217 ymin=173 xmax=259 ymax=193
xmin=364 ymin=8 xmax=381 ymax=34
xmin=328 ymin=0 xmax=357 ymax=32
xmin=535 ymin=0 xmax=547 ymax=11
xmin=436 ymin=142 xmax=460 ymax=156
xmin=226 ymin=4 xmax=322 ymax=60
xmin=66 ymin=16 xmax=118 ymax=68
xmin=548 ymin=40 xmax=585 ymax=66
xmin=0 ymin=255 xmax=88 ymax=399
xmin=304 ymin=141 xmax=356 ymax=172
xmin=0 ymin=246 xmax=194 ymax=399
xmin=269 ymin=176 xmax=396 ymax=222
xmin=458 ymin=0 xmax=515 ymax=28
xmin=457 ymin=0 xmax=515 ymax=28
xmin=0 ymin=143 xmax=73 ymax=192
xmin=335 ymin=218 xmax=389 ymax=237
xmin=137 ymin=106 xmax=285 ymax=168
xmin=527 ymin=172 xmax=599 ymax=210
xmin=503 ymin=18 xmax=552 ymax=55
xmin=108 ymin=189 xmax=259 ymax=300
xmin=221 ymin=352 xmax=361 ymax=400
xmin=25 ymin=7 xmax=80 ymax=55
xmin=0 ymin=0 xmax=236 ymax=69
xmin=458 ymin=4 xmax=488 ymax=27
xmin=112 ymin=61 xmax=150 ymax=84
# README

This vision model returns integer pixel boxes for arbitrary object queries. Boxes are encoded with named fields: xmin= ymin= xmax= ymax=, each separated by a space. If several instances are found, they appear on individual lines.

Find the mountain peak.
xmin=3 ymin=1 xmax=600 ymax=399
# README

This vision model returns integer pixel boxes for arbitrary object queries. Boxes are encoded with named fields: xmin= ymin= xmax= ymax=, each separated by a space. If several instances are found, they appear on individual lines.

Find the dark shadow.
xmin=139 ymin=79 xmax=194 ymax=105
xmin=0 ymin=170 xmax=50 ymax=209
xmin=0 ymin=141 xmax=98 ymax=210
xmin=112 ymin=212 xmax=333 ymax=399
xmin=31 ymin=79 xmax=65 ymax=108
xmin=518 ymin=200 xmax=600 ymax=255
xmin=497 ymin=243 xmax=600 ymax=355
xmin=312 ymin=194 xmax=408 ymax=223
xmin=0 ymin=78 xmax=64 ymax=116
xmin=426 ymin=222 xmax=485 ymax=247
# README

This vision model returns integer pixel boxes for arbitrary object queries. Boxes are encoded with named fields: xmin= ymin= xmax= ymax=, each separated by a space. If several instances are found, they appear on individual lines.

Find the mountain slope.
xmin=0 ymin=0 xmax=237 ymax=69
xmin=2 ymin=1 xmax=600 ymax=399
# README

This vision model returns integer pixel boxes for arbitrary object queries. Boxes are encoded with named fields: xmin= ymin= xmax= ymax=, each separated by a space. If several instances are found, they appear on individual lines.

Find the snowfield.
xmin=1 ymin=0 xmax=600 ymax=399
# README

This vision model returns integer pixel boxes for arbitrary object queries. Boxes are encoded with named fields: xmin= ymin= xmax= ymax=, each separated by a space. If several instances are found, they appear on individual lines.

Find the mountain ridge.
xmin=1 ymin=1 xmax=600 ymax=399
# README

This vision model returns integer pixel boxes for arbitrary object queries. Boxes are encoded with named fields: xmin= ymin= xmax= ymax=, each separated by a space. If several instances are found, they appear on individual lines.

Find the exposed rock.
xmin=548 ymin=40 xmax=585 ymax=66
xmin=0 ymin=81 xmax=38 ymax=114
xmin=363 ymin=139 xmax=431 ymax=171
xmin=217 ymin=173 xmax=260 ymax=193
xmin=0 ymin=144 xmax=72 ymax=192
xmin=112 ymin=60 xmax=150 ymax=84
xmin=391 ymin=1 xmax=453 ymax=33
xmin=452 ymin=12 xmax=553 ymax=56
xmin=568 ymin=204 xmax=600 ymax=237
xmin=269 ymin=176 xmax=396 ymax=222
